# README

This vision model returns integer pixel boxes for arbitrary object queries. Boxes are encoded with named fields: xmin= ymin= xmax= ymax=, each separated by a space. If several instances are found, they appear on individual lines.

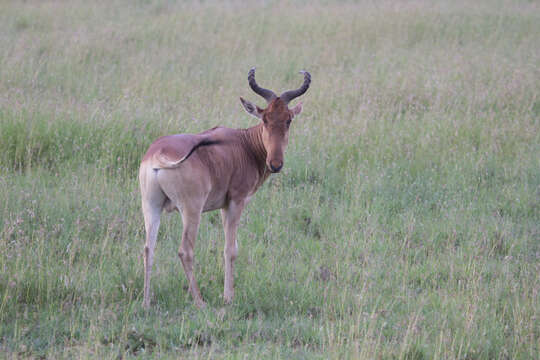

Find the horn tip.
xmin=248 ymin=68 xmax=256 ymax=80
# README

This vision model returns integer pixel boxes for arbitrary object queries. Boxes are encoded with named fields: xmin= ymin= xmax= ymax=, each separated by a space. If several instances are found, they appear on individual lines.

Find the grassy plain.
xmin=0 ymin=0 xmax=539 ymax=358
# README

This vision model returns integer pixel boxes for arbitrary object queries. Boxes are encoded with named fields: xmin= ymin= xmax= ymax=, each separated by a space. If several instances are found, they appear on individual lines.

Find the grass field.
xmin=1 ymin=0 xmax=539 ymax=358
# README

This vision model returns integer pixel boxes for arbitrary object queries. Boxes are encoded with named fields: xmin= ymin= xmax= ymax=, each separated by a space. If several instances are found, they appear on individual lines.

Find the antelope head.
xmin=240 ymin=68 xmax=311 ymax=173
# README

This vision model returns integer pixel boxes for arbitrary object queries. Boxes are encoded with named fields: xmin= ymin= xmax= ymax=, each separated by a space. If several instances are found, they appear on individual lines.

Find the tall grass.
xmin=1 ymin=0 xmax=539 ymax=358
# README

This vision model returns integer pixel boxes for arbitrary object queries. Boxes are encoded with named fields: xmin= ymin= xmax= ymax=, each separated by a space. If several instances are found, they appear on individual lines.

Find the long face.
xmin=261 ymin=99 xmax=296 ymax=172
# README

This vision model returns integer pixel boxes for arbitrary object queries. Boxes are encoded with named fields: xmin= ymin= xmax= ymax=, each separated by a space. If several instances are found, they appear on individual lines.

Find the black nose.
xmin=269 ymin=161 xmax=283 ymax=173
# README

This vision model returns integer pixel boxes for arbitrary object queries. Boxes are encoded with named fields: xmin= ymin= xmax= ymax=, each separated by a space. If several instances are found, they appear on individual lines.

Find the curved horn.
xmin=248 ymin=68 xmax=276 ymax=103
xmin=280 ymin=71 xmax=311 ymax=104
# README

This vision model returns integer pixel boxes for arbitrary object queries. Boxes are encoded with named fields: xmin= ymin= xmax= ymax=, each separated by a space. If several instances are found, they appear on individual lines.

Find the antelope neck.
xmin=241 ymin=123 xmax=268 ymax=174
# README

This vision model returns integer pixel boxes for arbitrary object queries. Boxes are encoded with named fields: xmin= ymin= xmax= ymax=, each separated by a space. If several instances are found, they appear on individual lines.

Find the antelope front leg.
xmin=178 ymin=208 xmax=206 ymax=308
xmin=221 ymin=200 xmax=245 ymax=304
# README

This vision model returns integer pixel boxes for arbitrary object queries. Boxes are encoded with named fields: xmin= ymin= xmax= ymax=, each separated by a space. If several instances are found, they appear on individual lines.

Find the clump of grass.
xmin=0 ymin=109 xmax=165 ymax=175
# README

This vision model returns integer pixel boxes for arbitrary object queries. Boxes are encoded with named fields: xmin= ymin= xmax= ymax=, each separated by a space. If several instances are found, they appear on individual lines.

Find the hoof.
xmin=223 ymin=294 xmax=234 ymax=305
xmin=195 ymin=299 xmax=207 ymax=309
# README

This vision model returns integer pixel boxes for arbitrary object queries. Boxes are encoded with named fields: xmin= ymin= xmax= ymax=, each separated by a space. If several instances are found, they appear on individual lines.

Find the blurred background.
xmin=0 ymin=0 xmax=538 ymax=358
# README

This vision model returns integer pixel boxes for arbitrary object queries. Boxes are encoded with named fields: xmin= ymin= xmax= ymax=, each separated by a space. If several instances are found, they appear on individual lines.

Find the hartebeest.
xmin=139 ymin=68 xmax=310 ymax=308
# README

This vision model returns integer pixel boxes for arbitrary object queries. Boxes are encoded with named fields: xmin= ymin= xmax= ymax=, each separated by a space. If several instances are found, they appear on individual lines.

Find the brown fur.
xmin=139 ymin=76 xmax=308 ymax=308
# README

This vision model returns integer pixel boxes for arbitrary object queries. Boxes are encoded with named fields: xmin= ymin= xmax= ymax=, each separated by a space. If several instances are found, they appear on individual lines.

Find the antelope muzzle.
xmin=269 ymin=159 xmax=283 ymax=173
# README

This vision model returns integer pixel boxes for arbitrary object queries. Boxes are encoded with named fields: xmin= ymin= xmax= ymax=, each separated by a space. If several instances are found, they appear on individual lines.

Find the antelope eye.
xmin=286 ymin=119 xmax=292 ymax=127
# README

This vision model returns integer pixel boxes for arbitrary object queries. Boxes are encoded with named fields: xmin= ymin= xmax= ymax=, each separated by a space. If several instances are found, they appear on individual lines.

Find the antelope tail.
xmin=153 ymin=136 xmax=221 ymax=169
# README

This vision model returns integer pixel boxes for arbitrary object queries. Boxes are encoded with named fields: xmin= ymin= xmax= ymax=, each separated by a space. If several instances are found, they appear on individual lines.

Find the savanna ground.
xmin=0 ymin=0 xmax=539 ymax=358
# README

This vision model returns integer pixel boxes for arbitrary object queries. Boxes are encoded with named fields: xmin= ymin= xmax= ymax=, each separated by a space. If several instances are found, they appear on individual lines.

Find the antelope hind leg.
xmin=142 ymin=200 xmax=162 ymax=309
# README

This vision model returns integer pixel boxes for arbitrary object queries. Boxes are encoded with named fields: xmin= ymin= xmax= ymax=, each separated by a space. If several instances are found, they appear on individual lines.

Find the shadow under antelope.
xmin=139 ymin=68 xmax=311 ymax=308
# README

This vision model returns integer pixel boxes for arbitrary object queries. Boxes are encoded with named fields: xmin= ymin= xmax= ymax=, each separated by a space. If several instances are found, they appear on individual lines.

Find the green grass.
xmin=1 ymin=0 xmax=539 ymax=358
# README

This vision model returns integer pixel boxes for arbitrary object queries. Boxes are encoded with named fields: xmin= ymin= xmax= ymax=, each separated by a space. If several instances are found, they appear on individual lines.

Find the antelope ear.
xmin=290 ymin=102 xmax=303 ymax=118
xmin=240 ymin=97 xmax=264 ymax=119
